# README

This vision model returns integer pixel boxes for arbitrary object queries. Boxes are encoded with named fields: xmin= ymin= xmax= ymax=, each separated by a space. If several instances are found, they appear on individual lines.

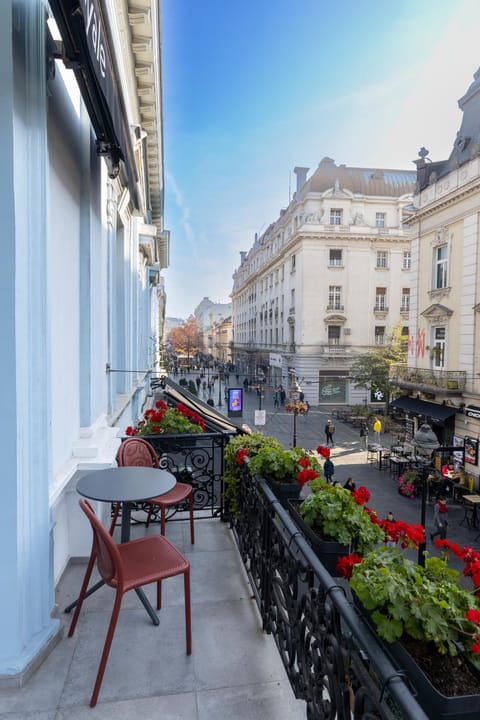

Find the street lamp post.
xmin=289 ymin=382 xmax=302 ymax=447
xmin=413 ymin=422 xmax=440 ymax=566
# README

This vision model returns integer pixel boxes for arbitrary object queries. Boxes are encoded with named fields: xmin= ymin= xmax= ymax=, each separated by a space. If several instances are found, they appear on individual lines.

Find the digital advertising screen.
xmin=227 ymin=388 xmax=243 ymax=417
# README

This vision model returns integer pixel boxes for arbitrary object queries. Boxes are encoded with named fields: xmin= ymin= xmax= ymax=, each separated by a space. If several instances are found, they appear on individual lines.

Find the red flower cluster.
xmin=297 ymin=468 xmax=319 ymax=487
xmin=428 ymin=539 xmax=480 ymax=654
xmin=435 ymin=539 xmax=480 ymax=587
xmin=380 ymin=519 xmax=425 ymax=548
xmin=337 ymin=554 xmax=364 ymax=580
xmin=352 ymin=486 xmax=371 ymax=506
xmin=236 ymin=448 xmax=249 ymax=466
xmin=298 ymin=456 xmax=312 ymax=468
xmin=176 ymin=402 xmax=206 ymax=431
xmin=316 ymin=445 xmax=331 ymax=458
xmin=125 ymin=399 xmax=205 ymax=436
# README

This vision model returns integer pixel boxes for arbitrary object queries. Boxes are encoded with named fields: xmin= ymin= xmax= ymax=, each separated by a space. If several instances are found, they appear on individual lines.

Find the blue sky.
xmin=161 ymin=0 xmax=480 ymax=318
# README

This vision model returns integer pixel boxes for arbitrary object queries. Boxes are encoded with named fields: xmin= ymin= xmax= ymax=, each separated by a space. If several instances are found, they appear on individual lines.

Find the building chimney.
xmin=293 ymin=166 xmax=309 ymax=193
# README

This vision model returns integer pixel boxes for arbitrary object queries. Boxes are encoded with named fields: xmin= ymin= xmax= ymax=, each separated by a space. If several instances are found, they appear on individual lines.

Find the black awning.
xmin=155 ymin=378 xmax=246 ymax=435
xmin=390 ymin=395 xmax=457 ymax=423
xmin=49 ymin=0 xmax=139 ymax=208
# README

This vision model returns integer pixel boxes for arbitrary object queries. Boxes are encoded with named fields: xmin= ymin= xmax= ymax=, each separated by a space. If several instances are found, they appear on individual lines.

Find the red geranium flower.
xmin=297 ymin=468 xmax=319 ymax=487
xmin=352 ymin=486 xmax=371 ymax=506
xmin=236 ymin=448 xmax=249 ymax=466
xmin=298 ymin=456 xmax=311 ymax=468
xmin=316 ymin=445 xmax=331 ymax=458
xmin=337 ymin=554 xmax=364 ymax=580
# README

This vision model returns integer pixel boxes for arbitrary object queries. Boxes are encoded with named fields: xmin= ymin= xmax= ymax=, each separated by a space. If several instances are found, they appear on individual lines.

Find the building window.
xmin=375 ymin=326 xmax=385 ymax=345
xmin=328 ymin=285 xmax=342 ymax=310
xmin=291 ymin=254 xmax=296 ymax=272
xmin=401 ymin=288 xmax=410 ymax=312
xmin=376 ymin=250 xmax=388 ymax=268
xmin=329 ymin=248 xmax=343 ymax=266
xmin=435 ymin=245 xmax=448 ymax=289
xmin=375 ymin=287 xmax=387 ymax=311
xmin=330 ymin=208 xmax=343 ymax=225
xmin=403 ymin=251 xmax=411 ymax=269
xmin=432 ymin=327 xmax=446 ymax=368
xmin=375 ymin=212 xmax=386 ymax=228
xmin=328 ymin=325 xmax=341 ymax=345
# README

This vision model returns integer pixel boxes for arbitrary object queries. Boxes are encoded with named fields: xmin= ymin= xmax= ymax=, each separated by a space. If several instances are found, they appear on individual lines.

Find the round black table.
xmin=70 ymin=466 xmax=176 ymax=624
xmin=77 ymin=466 xmax=176 ymax=541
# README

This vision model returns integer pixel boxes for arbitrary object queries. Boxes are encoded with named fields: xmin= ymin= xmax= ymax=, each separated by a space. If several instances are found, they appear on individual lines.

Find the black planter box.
xmin=288 ymin=500 xmax=350 ymax=576
xmin=265 ymin=478 xmax=301 ymax=506
xmin=353 ymin=593 xmax=480 ymax=720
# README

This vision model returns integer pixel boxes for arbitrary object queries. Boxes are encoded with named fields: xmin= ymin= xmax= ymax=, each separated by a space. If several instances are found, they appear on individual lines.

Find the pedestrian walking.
xmin=323 ymin=457 xmax=335 ymax=484
xmin=373 ymin=417 xmax=382 ymax=443
xmin=280 ymin=387 xmax=286 ymax=406
xmin=324 ymin=419 xmax=335 ymax=447
xmin=359 ymin=421 xmax=369 ymax=450
xmin=273 ymin=390 xmax=280 ymax=408
xmin=431 ymin=496 xmax=448 ymax=541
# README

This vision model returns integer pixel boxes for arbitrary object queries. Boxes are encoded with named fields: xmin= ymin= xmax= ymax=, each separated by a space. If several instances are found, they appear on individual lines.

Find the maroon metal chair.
xmin=115 ymin=437 xmax=195 ymax=543
xmin=69 ymin=499 xmax=191 ymax=707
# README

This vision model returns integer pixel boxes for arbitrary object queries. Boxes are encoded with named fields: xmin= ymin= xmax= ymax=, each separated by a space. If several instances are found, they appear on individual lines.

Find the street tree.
xmin=349 ymin=324 xmax=407 ymax=412
xmin=167 ymin=316 xmax=203 ymax=367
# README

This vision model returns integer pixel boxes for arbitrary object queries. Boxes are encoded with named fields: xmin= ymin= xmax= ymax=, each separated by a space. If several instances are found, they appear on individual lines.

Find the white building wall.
xmin=0 ymin=1 xmax=166 ymax=681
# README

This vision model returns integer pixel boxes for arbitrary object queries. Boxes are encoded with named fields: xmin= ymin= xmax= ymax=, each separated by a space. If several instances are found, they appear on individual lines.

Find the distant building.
xmin=194 ymin=296 xmax=232 ymax=330
xmin=231 ymin=158 xmax=415 ymax=404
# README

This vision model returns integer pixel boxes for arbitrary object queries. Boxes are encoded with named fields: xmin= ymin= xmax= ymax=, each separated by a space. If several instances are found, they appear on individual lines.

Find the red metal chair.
xmin=115 ymin=437 xmax=195 ymax=543
xmin=69 ymin=499 xmax=191 ymax=707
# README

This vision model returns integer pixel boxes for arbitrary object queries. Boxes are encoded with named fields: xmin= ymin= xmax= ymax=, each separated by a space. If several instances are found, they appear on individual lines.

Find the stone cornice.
xmin=407 ymin=176 xmax=480 ymax=223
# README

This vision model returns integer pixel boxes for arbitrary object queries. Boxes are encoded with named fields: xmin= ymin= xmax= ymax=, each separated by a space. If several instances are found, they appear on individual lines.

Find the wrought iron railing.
xmin=118 ymin=432 xmax=229 ymax=522
xmin=389 ymin=363 xmax=467 ymax=392
xmin=229 ymin=473 xmax=428 ymax=720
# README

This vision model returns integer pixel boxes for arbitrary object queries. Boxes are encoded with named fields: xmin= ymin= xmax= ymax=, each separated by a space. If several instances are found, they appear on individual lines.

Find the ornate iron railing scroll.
xmin=118 ymin=432 xmax=229 ymax=522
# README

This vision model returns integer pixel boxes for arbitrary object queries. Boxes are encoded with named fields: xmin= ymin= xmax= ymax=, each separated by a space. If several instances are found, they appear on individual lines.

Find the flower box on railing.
xmin=353 ymin=592 xmax=480 ymax=720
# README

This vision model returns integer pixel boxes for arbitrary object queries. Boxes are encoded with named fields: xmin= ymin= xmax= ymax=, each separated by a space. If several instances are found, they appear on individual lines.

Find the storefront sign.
xmin=269 ymin=353 xmax=282 ymax=368
xmin=465 ymin=405 xmax=480 ymax=420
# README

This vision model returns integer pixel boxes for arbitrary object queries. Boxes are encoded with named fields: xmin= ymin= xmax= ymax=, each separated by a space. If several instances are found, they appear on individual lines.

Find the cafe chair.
xmin=69 ymin=499 xmax=191 ymax=707
xmin=116 ymin=437 xmax=195 ymax=544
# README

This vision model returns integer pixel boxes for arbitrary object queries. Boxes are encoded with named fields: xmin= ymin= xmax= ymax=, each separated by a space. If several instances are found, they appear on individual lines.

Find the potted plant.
xmin=397 ymin=467 xmax=420 ymax=498
xmin=125 ymin=400 xmax=205 ymax=436
xmin=291 ymin=482 xmax=385 ymax=575
xmin=224 ymin=432 xmax=284 ymax=516
xmin=346 ymin=543 xmax=480 ymax=719
xmin=224 ymin=433 xmax=323 ymax=515
xmin=247 ymin=443 xmax=322 ymax=504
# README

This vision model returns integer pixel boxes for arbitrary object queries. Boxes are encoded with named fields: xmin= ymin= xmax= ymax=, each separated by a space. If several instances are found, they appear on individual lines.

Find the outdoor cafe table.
xmin=389 ymin=455 xmax=410 ymax=479
xmin=367 ymin=445 xmax=390 ymax=470
xmin=66 ymin=466 xmax=176 ymax=624
xmin=462 ymin=494 xmax=480 ymax=529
